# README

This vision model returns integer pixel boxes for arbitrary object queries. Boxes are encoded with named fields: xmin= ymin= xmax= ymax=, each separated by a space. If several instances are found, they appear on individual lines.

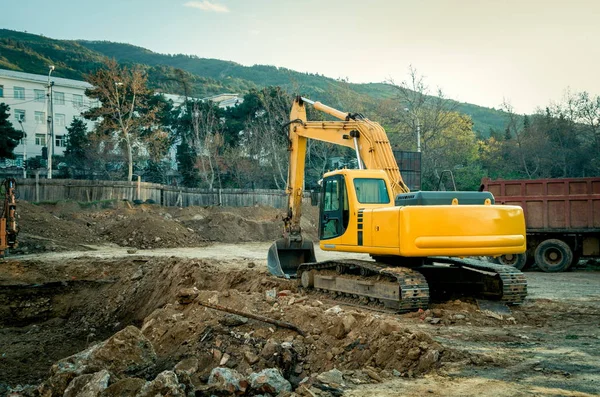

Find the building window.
xmin=0 ymin=85 xmax=4 ymax=97
xmin=55 ymin=113 xmax=66 ymax=127
xmin=35 ymin=134 xmax=46 ymax=146
xmin=14 ymin=87 xmax=25 ymax=100
xmin=54 ymin=92 xmax=65 ymax=105
xmin=55 ymin=135 xmax=64 ymax=147
xmin=34 ymin=89 xmax=46 ymax=102
xmin=34 ymin=111 xmax=46 ymax=124
xmin=73 ymin=94 xmax=84 ymax=107
xmin=14 ymin=109 xmax=25 ymax=122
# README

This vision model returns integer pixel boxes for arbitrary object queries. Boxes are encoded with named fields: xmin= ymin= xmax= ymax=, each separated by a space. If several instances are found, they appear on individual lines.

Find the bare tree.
xmin=85 ymin=59 xmax=163 ymax=181
xmin=187 ymin=101 xmax=224 ymax=190
xmin=243 ymin=88 xmax=292 ymax=189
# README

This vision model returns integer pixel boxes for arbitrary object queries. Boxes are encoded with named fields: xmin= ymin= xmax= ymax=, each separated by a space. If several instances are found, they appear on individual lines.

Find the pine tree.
xmin=64 ymin=118 xmax=89 ymax=172
xmin=0 ymin=103 xmax=24 ymax=159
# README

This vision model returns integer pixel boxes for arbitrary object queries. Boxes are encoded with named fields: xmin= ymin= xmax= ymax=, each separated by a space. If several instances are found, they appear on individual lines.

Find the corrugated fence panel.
xmin=7 ymin=178 xmax=315 ymax=209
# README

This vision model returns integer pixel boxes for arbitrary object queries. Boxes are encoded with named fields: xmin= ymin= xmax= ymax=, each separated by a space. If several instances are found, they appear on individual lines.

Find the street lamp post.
xmin=17 ymin=120 xmax=27 ymax=179
xmin=47 ymin=65 xmax=55 ymax=179
xmin=404 ymin=107 xmax=421 ymax=153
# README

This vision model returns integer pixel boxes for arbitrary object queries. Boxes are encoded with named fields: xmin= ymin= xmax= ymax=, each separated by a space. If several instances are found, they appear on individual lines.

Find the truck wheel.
xmin=494 ymin=253 xmax=528 ymax=270
xmin=534 ymin=239 xmax=573 ymax=272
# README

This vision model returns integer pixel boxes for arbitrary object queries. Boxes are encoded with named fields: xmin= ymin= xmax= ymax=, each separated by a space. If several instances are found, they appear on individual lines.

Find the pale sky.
xmin=3 ymin=0 xmax=599 ymax=113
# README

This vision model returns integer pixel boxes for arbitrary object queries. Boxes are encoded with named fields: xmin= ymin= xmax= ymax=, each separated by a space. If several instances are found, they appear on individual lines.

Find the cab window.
xmin=354 ymin=178 xmax=390 ymax=204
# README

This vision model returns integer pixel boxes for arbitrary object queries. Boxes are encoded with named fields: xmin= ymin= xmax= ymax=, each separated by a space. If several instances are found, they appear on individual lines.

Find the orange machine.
xmin=1 ymin=178 xmax=18 ymax=257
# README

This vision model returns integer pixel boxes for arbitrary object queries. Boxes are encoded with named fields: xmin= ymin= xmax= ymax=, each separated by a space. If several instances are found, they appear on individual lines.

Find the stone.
xmin=342 ymin=315 xmax=357 ymax=333
xmin=430 ymin=318 xmax=441 ymax=325
xmin=174 ymin=357 xmax=199 ymax=377
xmin=265 ymin=289 xmax=277 ymax=302
xmin=417 ymin=350 xmax=440 ymax=372
xmin=244 ymin=350 xmax=260 ymax=364
xmin=453 ymin=314 xmax=466 ymax=320
xmin=177 ymin=288 xmax=199 ymax=305
xmin=220 ymin=353 xmax=231 ymax=366
xmin=324 ymin=305 xmax=343 ymax=315
xmin=379 ymin=320 xmax=401 ymax=336
xmin=249 ymin=368 xmax=292 ymax=394
xmin=316 ymin=368 xmax=344 ymax=387
xmin=364 ymin=368 xmax=382 ymax=382
xmin=49 ymin=326 xmax=155 ymax=385
xmin=64 ymin=370 xmax=111 ymax=397
xmin=261 ymin=339 xmax=279 ymax=359
xmin=100 ymin=378 xmax=146 ymax=397
xmin=329 ymin=318 xmax=348 ymax=339
xmin=219 ymin=314 xmax=249 ymax=327
xmin=137 ymin=371 xmax=185 ymax=397
xmin=407 ymin=347 xmax=421 ymax=360
xmin=247 ymin=262 xmax=256 ymax=268
xmin=208 ymin=367 xmax=248 ymax=395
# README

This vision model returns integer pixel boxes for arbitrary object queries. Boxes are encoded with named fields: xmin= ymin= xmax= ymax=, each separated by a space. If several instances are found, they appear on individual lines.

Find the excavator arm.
xmin=269 ymin=96 xmax=409 ymax=277
xmin=284 ymin=96 xmax=409 ymax=241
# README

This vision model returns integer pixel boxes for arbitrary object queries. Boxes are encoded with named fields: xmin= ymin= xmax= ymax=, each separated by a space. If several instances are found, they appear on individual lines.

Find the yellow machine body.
xmin=318 ymin=169 xmax=526 ymax=258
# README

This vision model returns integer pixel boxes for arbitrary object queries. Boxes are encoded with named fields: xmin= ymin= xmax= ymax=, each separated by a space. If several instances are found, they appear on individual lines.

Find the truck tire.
xmin=493 ymin=253 xmax=528 ymax=270
xmin=534 ymin=239 xmax=573 ymax=272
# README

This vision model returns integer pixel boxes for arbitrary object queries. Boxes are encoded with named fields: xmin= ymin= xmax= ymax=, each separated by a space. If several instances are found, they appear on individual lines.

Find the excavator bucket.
xmin=267 ymin=238 xmax=316 ymax=278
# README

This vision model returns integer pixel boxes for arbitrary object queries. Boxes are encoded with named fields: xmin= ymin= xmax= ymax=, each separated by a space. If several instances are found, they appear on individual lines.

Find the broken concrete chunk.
xmin=137 ymin=371 xmax=185 ymax=397
xmin=174 ymin=357 xmax=199 ymax=377
xmin=316 ymin=368 xmax=345 ymax=387
xmin=208 ymin=367 xmax=248 ymax=395
xmin=249 ymin=368 xmax=292 ymax=394
xmin=63 ymin=370 xmax=111 ymax=397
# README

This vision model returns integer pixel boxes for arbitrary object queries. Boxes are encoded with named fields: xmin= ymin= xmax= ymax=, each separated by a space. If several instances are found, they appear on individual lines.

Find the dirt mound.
xmin=13 ymin=201 xmax=319 ymax=252
xmin=173 ymin=205 xmax=319 ymax=243
xmin=15 ymin=201 xmax=103 ymax=253
xmin=100 ymin=212 xmax=206 ymax=249
xmin=0 ymin=256 xmax=462 ymax=393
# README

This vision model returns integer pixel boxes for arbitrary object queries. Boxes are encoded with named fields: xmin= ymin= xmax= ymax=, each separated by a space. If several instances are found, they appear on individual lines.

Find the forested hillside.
xmin=0 ymin=29 xmax=509 ymax=135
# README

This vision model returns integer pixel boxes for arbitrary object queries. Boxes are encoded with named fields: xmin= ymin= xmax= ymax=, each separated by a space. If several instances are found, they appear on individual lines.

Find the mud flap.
xmin=267 ymin=238 xmax=316 ymax=278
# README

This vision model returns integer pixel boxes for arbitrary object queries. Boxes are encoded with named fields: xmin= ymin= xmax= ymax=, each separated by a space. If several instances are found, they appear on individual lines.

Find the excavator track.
xmin=297 ymin=257 xmax=527 ymax=312
xmin=422 ymin=257 xmax=528 ymax=305
xmin=298 ymin=260 xmax=429 ymax=312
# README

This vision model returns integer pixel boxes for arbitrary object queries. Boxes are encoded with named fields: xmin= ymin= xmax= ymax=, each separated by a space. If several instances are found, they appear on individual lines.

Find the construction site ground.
xmin=1 ymin=201 xmax=599 ymax=396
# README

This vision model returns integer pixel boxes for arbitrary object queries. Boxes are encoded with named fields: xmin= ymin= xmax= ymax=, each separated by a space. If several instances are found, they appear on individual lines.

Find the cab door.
xmin=320 ymin=175 xmax=347 ymax=240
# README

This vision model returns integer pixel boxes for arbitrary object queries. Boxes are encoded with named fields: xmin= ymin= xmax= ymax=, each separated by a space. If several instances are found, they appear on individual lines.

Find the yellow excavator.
xmin=267 ymin=97 xmax=527 ymax=311
xmin=1 ymin=178 xmax=18 ymax=257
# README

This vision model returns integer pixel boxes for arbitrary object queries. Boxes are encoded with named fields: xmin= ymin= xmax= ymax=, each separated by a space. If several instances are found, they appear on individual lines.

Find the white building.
xmin=0 ymin=67 xmax=244 ymax=175
xmin=0 ymin=68 xmax=94 ymax=167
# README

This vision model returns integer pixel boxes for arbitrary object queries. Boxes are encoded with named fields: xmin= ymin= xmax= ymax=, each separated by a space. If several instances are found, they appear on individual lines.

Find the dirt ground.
xmin=1 ymin=201 xmax=599 ymax=396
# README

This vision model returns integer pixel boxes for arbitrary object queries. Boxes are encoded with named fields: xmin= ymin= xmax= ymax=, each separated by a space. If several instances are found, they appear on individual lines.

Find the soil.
xmin=13 ymin=200 xmax=319 ymax=253
xmin=1 ymin=201 xmax=600 ymax=396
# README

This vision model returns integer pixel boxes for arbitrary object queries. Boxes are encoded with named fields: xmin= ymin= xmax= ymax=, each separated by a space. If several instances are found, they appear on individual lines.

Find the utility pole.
xmin=404 ymin=107 xmax=421 ymax=153
xmin=47 ymin=65 xmax=55 ymax=179
xmin=17 ymin=120 xmax=27 ymax=179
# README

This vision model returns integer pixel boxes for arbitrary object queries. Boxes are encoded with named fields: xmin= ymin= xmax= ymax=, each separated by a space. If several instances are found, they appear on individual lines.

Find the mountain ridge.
xmin=0 ymin=28 xmax=511 ymax=135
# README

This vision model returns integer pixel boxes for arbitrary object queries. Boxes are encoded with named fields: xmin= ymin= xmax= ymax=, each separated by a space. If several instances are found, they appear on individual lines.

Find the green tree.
xmin=64 ymin=118 xmax=89 ymax=176
xmin=84 ymin=59 xmax=165 ymax=181
xmin=0 ymin=103 xmax=24 ymax=159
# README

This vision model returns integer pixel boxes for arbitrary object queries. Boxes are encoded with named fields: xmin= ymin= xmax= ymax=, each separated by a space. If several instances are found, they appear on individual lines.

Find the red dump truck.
xmin=481 ymin=177 xmax=600 ymax=272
